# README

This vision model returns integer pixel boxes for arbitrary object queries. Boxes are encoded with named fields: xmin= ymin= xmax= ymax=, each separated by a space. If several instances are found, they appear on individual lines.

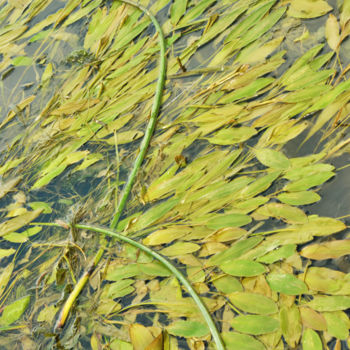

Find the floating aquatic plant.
xmin=0 ymin=0 xmax=349 ymax=349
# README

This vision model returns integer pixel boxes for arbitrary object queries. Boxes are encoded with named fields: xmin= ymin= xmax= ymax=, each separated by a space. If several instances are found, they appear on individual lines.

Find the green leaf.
xmin=170 ymin=0 xmax=187 ymax=25
xmin=106 ymin=264 xmax=139 ymax=281
xmin=283 ymin=171 xmax=334 ymax=192
xmin=220 ymin=259 xmax=266 ymax=277
xmin=256 ymin=203 xmax=307 ymax=224
xmin=285 ymin=69 xmax=334 ymax=91
xmin=206 ymin=213 xmax=252 ymax=230
xmin=178 ymin=0 xmax=216 ymax=26
xmin=257 ymin=244 xmax=297 ymax=264
xmin=225 ymin=1 xmax=276 ymax=43
xmin=139 ymin=262 xmax=171 ymax=277
xmin=213 ymin=275 xmax=243 ymax=294
xmin=129 ymin=198 xmax=179 ymax=232
xmin=0 ymin=296 xmax=30 ymax=326
xmin=283 ymin=84 xmax=330 ymax=103
xmin=110 ymin=338 xmax=133 ymax=350
xmin=303 ymin=295 xmax=350 ymax=311
xmin=255 ymin=148 xmax=290 ymax=170
xmin=0 ymin=249 xmax=15 ymax=260
xmin=302 ymin=329 xmax=323 ymax=350
xmin=231 ymin=315 xmax=280 ymax=335
xmin=105 ymin=279 xmax=135 ymax=299
xmin=207 ymin=236 xmax=263 ymax=267
xmin=31 ymin=164 xmax=67 ymax=189
xmin=277 ymin=191 xmax=321 ymax=205
xmin=236 ymin=7 xmax=286 ymax=49
xmin=196 ymin=5 xmax=249 ymax=47
xmin=222 ymin=332 xmax=265 ymax=350
xmin=283 ymin=163 xmax=334 ymax=181
xmin=3 ymin=232 xmax=28 ymax=243
xmin=37 ymin=304 xmax=58 ymax=323
xmin=0 ymin=209 xmax=43 ymax=237
xmin=307 ymin=78 xmax=350 ymax=113
xmin=206 ymin=127 xmax=257 ymax=145
xmin=167 ymin=320 xmax=209 ymax=338
xmin=12 ymin=56 xmax=33 ymax=66
xmin=29 ymin=29 xmax=51 ymax=42
xmin=239 ymin=171 xmax=281 ymax=199
xmin=160 ymin=242 xmax=200 ymax=256
xmin=281 ymin=44 xmax=324 ymax=84
xmin=323 ymin=311 xmax=349 ymax=340
xmin=21 ymin=226 xmax=42 ymax=237
xmin=228 ymin=292 xmax=278 ymax=315
xmin=221 ymin=77 xmax=275 ymax=103
xmin=267 ymin=273 xmax=308 ymax=295
xmin=28 ymin=201 xmax=52 ymax=214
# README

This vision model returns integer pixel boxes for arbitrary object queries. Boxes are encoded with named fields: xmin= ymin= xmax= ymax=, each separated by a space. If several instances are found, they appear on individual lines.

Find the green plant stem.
xmin=76 ymin=223 xmax=225 ymax=350
xmin=52 ymin=2 xmax=225 ymax=348
xmin=55 ymin=0 xmax=166 ymax=334
xmin=110 ymin=0 xmax=166 ymax=229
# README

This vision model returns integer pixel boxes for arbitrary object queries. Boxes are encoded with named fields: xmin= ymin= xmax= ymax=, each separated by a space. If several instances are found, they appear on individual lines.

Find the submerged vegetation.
xmin=0 ymin=0 xmax=350 ymax=348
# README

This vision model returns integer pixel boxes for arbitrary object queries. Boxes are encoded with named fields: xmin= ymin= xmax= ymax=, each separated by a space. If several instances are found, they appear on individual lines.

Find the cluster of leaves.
xmin=0 ymin=0 xmax=350 ymax=349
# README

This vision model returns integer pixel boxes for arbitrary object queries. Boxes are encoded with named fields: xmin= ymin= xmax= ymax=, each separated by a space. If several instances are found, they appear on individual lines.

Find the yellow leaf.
xmin=0 ymin=262 xmax=14 ymax=299
xmin=0 ymin=176 xmax=22 ymax=199
xmin=325 ymin=14 xmax=340 ymax=51
xmin=105 ymin=130 xmax=144 ymax=145
xmin=288 ymin=0 xmax=332 ymax=19
xmin=300 ymin=240 xmax=350 ymax=259
xmin=143 ymin=226 xmax=190 ymax=246
xmin=299 ymin=306 xmax=327 ymax=331
xmin=0 ymin=209 xmax=43 ymax=237
xmin=160 ymin=242 xmax=200 ymax=256
xmin=129 ymin=324 xmax=155 ymax=350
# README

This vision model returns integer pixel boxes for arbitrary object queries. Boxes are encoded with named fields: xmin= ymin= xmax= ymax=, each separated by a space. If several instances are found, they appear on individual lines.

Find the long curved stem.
xmin=55 ymin=0 xmax=166 ymax=332
xmin=52 ymin=2 xmax=225 ymax=349
xmin=50 ymin=222 xmax=225 ymax=350
xmin=110 ymin=0 xmax=167 ymax=229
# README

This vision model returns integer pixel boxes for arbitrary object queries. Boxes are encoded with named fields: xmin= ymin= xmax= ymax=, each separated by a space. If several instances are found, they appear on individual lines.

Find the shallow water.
xmin=0 ymin=1 xmax=349 ymax=349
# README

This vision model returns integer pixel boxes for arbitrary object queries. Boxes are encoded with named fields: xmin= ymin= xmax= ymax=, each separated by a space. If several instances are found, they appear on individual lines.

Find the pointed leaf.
xmin=300 ymin=240 xmax=350 ymax=259
xmin=277 ymin=191 xmax=321 ymax=205
xmin=207 ymin=236 xmax=263 ymax=267
xmin=231 ymin=315 xmax=280 ymax=335
xmin=255 ymin=148 xmax=290 ymax=170
xmin=222 ymin=332 xmax=265 ymax=350
xmin=267 ymin=273 xmax=308 ymax=295
xmin=167 ymin=320 xmax=209 ymax=338
xmin=0 ymin=296 xmax=30 ymax=326
xmin=325 ymin=14 xmax=340 ymax=50
xmin=220 ymin=259 xmax=266 ymax=277
xmin=228 ymin=292 xmax=278 ymax=315
xmin=206 ymin=213 xmax=252 ymax=230
xmin=303 ymin=295 xmax=350 ymax=311
xmin=323 ymin=311 xmax=349 ymax=340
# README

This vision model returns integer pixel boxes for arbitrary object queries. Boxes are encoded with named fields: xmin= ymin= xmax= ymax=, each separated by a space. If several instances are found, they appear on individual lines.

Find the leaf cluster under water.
xmin=0 ymin=0 xmax=349 ymax=349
